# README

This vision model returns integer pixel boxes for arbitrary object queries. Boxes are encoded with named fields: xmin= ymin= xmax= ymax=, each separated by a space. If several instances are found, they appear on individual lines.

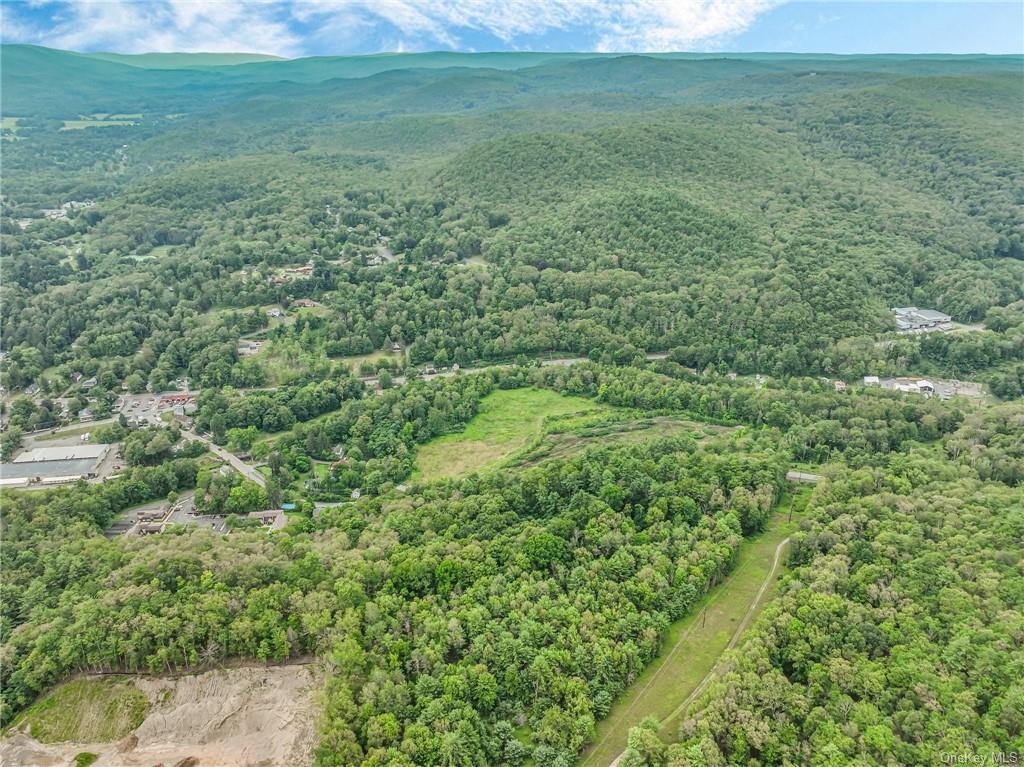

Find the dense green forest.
xmin=1 ymin=45 xmax=1022 ymax=766
xmin=622 ymin=412 xmax=1024 ymax=765
xmin=2 ymin=46 xmax=1023 ymax=395
xmin=3 ymin=365 xmax=1022 ymax=766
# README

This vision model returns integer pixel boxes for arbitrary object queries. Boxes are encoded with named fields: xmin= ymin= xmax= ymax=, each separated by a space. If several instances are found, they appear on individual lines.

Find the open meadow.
xmin=412 ymin=388 xmax=607 ymax=481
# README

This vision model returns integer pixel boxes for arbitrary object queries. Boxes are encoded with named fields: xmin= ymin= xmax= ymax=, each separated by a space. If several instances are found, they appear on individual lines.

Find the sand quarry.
xmin=2 ymin=664 xmax=319 ymax=767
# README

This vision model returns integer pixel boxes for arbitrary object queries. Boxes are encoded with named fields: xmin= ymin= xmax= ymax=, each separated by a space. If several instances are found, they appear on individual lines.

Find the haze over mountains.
xmin=5 ymin=43 xmax=1021 ymax=116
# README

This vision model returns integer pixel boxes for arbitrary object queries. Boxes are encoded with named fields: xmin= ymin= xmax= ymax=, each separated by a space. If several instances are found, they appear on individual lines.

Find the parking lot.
xmin=103 ymin=492 xmax=229 ymax=536
xmin=165 ymin=492 xmax=227 ymax=534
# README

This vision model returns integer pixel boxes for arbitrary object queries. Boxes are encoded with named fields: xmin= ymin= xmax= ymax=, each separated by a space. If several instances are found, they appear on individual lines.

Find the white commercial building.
xmin=1 ymin=443 xmax=113 ymax=484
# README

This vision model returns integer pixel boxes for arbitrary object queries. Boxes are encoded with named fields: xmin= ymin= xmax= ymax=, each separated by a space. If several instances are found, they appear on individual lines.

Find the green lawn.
xmin=413 ymin=388 xmax=606 ymax=482
xmin=36 ymin=424 xmax=101 ymax=442
xmin=7 ymin=677 xmax=146 ymax=744
xmin=336 ymin=348 xmax=405 ymax=371
xmin=577 ymin=490 xmax=809 ymax=767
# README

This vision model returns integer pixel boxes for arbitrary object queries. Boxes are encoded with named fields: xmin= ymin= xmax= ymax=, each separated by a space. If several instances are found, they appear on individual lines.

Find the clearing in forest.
xmin=413 ymin=388 xmax=606 ymax=481
xmin=577 ymin=491 xmax=809 ymax=767
xmin=60 ymin=118 xmax=137 ymax=130
xmin=510 ymin=414 xmax=733 ymax=468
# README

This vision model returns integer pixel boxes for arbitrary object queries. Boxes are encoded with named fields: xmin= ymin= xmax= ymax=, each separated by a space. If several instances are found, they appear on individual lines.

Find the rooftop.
xmin=0 ymin=458 xmax=101 ymax=480
xmin=12 ymin=444 xmax=110 ymax=463
xmin=248 ymin=509 xmax=287 ymax=531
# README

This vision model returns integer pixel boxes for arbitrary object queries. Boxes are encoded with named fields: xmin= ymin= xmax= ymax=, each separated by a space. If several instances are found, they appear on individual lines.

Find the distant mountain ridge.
xmin=83 ymin=51 xmax=285 ymax=68
xmin=3 ymin=43 xmax=1021 ymax=120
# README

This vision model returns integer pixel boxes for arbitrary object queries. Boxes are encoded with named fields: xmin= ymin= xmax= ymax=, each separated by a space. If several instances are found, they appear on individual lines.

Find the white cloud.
xmin=6 ymin=0 xmax=303 ymax=56
xmin=2 ymin=0 xmax=785 ymax=55
xmin=295 ymin=0 xmax=783 ymax=51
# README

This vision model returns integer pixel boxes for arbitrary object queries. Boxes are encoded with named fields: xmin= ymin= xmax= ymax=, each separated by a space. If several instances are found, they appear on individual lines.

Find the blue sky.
xmin=2 ymin=1 xmax=1021 ymax=57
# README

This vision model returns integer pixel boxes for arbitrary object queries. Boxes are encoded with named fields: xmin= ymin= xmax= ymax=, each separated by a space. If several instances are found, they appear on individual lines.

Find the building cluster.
xmin=890 ymin=377 xmax=934 ymax=395
xmin=158 ymin=394 xmax=197 ymax=426
xmin=17 ymin=200 xmax=97 ymax=227
xmin=864 ymin=376 xmax=952 ymax=397
xmin=238 ymin=340 xmax=263 ymax=356
xmin=269 ymin=261 xmax=315 ymax=285
xmin=892 ymin=307 xmax=952 ymax=333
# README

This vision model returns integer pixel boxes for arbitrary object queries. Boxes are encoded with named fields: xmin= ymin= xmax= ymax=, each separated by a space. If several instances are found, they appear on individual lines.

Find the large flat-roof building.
xmin=1 ymin=444 xmax=112 ymax=484
xmin=893 ymin=307 xmax=952 ymax=332
xmin=11 ymin=445 xmax=109 ymax=463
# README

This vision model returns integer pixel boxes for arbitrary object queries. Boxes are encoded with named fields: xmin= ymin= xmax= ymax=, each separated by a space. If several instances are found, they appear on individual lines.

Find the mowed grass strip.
xmin=61 ymin=119 xmax=136 ymax=130
xmin=413 ymin=388 xmax=606 ymax=482
xmin=8 ymin=677 xmax=146 ymax=744
xmin=578 ymin=494 xmax=807 ymax=767
xmin=37 ymin=424 xmax=103 ymax=441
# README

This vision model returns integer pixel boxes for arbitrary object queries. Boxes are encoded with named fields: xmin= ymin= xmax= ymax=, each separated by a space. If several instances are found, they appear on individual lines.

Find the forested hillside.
xmin=2 ymin=47 xmax=1022 ymax=391
xmin=0 ymin=45 xmax=1022 ymax=766
xmin=623 ymin=449 xmax=1024 ymax=765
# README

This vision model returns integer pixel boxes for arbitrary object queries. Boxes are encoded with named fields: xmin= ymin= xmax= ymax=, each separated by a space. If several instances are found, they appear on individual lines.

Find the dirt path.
xmin=656 ymin=535 xmax=790 ymax=736
xmin=579 ymin=510 xmax=798 ymax=767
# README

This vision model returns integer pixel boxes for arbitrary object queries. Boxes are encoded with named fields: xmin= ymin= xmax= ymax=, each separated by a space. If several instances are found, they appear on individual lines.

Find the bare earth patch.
xmin=1 ymin=664 xmax=319 ymax=767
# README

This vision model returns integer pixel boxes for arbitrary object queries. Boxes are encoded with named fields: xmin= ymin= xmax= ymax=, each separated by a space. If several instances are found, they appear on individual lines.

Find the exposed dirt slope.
xmin=2 ymin=664 xmax=319 ymax=767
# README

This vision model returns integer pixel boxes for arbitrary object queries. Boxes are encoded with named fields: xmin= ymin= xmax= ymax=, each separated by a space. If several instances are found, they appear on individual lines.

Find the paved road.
xmin=189 ymin=431 xmax=267 ymax=487
xmin=133 ymin=401 xmax=267 ymax=488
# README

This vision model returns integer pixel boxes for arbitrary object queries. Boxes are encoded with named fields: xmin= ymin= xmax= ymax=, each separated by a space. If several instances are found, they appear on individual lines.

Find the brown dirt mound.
xmin=1 ymin=664 xmax=319 ymax=767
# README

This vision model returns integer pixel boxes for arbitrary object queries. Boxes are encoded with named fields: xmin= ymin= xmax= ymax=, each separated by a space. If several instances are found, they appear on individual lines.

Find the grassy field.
xmin=61 ymin=118 xmax=136 ymax=130
xmin=413 ymin=388 xmax=606 ymax=482
xmin=577 ymin=490 xmax=810 ymax=767
xmin=7 ymin=677 xmax=146 ymax=744
xmin=512 ymin=414 xmax=733 ymax=468
xmin=335 ymin=348 xmax=405 ymax=371
xmin=36 ymin=424 xmax=101 ymax=442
